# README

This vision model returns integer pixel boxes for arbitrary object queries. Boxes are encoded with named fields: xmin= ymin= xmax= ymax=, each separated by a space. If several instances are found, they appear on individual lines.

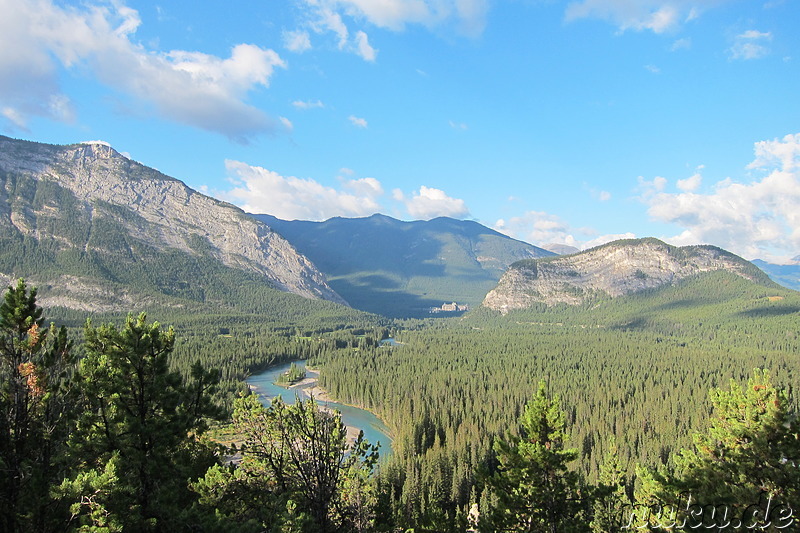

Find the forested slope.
xmin=310 ymin=271 xmax=800 ymax=528
xmin=257 ymin=213 xmax=553 ymax=317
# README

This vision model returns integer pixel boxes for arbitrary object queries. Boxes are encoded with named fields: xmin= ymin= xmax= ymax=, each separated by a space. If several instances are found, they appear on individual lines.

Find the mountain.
xmin=752 ymin=259 xmax=800 ymax=291
xmin=0 ymin=136 xmax=346 ymax=312
xmin=483 ymin=237 xmax=774 ymax=312
xmin=255 ymin=213 xmax=555 ymax=317
xmin=542 ymin=243 xmax=580 ymax=255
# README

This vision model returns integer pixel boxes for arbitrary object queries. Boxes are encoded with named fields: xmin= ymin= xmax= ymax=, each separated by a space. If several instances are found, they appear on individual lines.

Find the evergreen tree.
xmin=0 ymin=279 xmax=73 ymax=533
xmin=61 ymin=313 xmax=222 ymax=532
xmin=638 ymin=369 xmax=800 ymax=531
xmin=481 ymin=380 xmax=588 ymax=532
xmin=590 ymin=437 xmax=629 ymax=532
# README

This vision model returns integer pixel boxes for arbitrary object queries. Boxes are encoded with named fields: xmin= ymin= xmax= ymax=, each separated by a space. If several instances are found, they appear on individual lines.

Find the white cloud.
xmin=748 ymin=133 xmax=800 ymax=172
xmin=223 ymin=160 xmax=383 ymax=220
xmin=564 ymin=0 xmax=729 ymax=34
xmin=644 ymin=64 xmax=660 ymax=74
xmin=676 ymin=172 xmax=702 ymax=191
xmin=449 ymin=120 xmax=468 ymax=130
xmin=583 ymin=232 xmax=637 ymax=249
xmin=284 ymin=29 xmax=312 ymax=53
xmin=295 ymin=0 xmax=490 ymax=61
xmin=344 ymin=176 xmax=384 ymax=197
xmin=0 ymin=0 xmax=285 ymax=140
xmin=637 ymin=175 xmax=667 ymax=195
xmin=400 ymin=186 xmax=469 ymax=220
xmin=348 ymin=115 xmax=368 ymax=128
xmin=292 ymin=99 xmax=325 ymax=109
xmin=729 ymin=30 xmax=772 ymax=60
xmin=493 ymin=211 xmax=580 ymax=247
xmin=640 ymin=133 xmax=800 ymax=262
xmin=309 ymin=5 xmax=350 ymax=49
xmin=494 ymin=210 xmax=632 ymax=250
xmin=599 ymin=190 xmax=612 ymax=201
xmin=303 ymin=0 xmax=489 ymax=34
xmin=354 ymin=30 xmax=378 ymax=61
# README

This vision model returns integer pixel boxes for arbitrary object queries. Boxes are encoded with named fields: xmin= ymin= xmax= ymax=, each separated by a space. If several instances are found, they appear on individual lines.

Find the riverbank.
xmin=286 ymin=368 xmax=361 ymax=445
xmin=246 ymin=361 xmax=392 ymax=454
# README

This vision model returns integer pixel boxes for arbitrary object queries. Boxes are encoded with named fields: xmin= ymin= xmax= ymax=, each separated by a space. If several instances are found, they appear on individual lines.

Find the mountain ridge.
xmin=0 ymin=135 xmax=346 ymax=310
xmin=483 ymin=237 xmax=774 ymax=312
xmin=255 ymin=213 xmax=555 ymax=317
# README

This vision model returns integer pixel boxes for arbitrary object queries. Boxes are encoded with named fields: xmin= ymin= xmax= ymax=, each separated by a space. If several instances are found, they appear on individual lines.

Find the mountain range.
xmin=256 ymin=213 xmax=553 ymax=317
xmin=0 ymin=135 xmax=795 ymax=318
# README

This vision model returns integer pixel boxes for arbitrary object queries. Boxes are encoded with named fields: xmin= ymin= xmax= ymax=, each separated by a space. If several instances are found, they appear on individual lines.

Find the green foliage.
xmin=193 ymin=393 xmax=379 ymax=533
xmin=276 ymin=362 xmax=307 ymax=386
xmin=310 ymin=272 xmax=800 ymax=530
xmin=481 ymin=381 xmax=588 ymax=532
xmin=637 ymin=370 xmax=800 ymax=530
xmin=65 ymin=313 xmax=223 ymax=532
xmin=0 ymin=279 xmax=74 ymax=533
xmin=590 ymin=437 xmax=630 ymax=533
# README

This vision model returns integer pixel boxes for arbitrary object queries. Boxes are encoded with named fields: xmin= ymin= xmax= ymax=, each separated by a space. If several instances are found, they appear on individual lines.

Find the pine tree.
xmin=193 ymin=393 xmax=379 ymax=533
xmin=62 ymin=313 xmax=222 ymax=532
xmin=481 ymin=380 xmax=588 ymax=532
xmin=590 ymin=437 xmax=629 ymax=532
xmin=638 ymin=369 xmax=800 ymax=531
xmin=0 ymin=279 xmax=73 ymax=533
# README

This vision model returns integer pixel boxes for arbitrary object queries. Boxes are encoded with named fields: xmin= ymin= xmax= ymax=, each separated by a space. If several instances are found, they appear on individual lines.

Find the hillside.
xmin=0 ymin=136 xmax=346 ymax=312
xmin=483 ymin=237 xmax=774 ymax=311
xmin=255 ymin=213 xmax=554 ymax=317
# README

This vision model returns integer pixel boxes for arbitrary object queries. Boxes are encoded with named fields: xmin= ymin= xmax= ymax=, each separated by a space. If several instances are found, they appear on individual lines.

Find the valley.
xmin=1 ymin=136 xmax=798 ymax=532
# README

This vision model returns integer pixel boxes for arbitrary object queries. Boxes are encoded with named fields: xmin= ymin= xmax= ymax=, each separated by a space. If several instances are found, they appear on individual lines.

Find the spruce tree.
xmin=481 ymin=380 xmax=588 ymax=532
xmin=590 ymin=437 xmax=629 ymax=532
xmin=638 ymin=369 xmax=799 ymax=531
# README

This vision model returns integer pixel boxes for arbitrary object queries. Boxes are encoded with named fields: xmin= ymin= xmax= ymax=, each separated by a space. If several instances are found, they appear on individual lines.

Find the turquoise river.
xmin=246 ymin=361 xmax=393 ymax=456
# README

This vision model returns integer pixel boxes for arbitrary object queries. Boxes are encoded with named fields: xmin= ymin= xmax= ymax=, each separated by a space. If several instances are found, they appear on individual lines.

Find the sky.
xmin=1 ymin=0 xmax=799 ymax=263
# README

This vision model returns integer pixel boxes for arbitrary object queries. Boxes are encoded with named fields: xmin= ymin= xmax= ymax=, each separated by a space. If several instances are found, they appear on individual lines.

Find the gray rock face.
xmin=0 ymin=136 xmax=346 ymax=306
xmin=483 ymin=238 xmax=764 ymax=312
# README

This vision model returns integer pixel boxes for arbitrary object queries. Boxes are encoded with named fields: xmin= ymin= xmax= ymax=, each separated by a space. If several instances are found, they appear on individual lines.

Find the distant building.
xmin=430 ymin=302 xmax=469 ymax=313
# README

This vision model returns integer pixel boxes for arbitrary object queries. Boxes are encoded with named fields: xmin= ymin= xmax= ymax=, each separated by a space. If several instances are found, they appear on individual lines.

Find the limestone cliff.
xmin=482 ymin=238 xmax=769 ymax=312
xmin=0 ymin=136 xmax=346 ymax=308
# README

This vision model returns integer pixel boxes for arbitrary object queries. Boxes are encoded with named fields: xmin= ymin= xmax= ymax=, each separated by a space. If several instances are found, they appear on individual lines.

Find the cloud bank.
xmin=0 ymin=0 xmax=285 ymax=140
xmin=641 ymin=133 xmax=800 ymax=262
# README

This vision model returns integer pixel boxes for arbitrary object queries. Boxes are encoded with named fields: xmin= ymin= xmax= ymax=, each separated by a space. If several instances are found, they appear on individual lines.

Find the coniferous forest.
xmin=2 ymin=274 xmax=799 ymax=532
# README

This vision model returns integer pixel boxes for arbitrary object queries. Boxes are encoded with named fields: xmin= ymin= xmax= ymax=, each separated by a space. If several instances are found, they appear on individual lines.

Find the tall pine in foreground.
xmin=481 ymin=380 xmax=588 ymax=532
xmin=0 ymin=279 xmax=73 ymax=533
xmin=61 ymin=313 xmax=223 ymax=532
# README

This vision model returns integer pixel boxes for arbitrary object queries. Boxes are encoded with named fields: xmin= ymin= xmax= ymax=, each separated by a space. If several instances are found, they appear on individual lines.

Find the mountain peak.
xmin=0 ymin=135 xmax=346 ymax=310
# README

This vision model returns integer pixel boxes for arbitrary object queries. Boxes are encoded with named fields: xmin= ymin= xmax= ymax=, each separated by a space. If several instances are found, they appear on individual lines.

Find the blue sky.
xmin=2 ymin=0 xmax=799 ymax=262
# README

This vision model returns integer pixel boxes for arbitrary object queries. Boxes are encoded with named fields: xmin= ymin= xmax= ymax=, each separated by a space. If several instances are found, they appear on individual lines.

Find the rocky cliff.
xmin=482 ymin=238 xmax=769 ymax=312
xmin=0 ymin=136 xmax=346 ymax=309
